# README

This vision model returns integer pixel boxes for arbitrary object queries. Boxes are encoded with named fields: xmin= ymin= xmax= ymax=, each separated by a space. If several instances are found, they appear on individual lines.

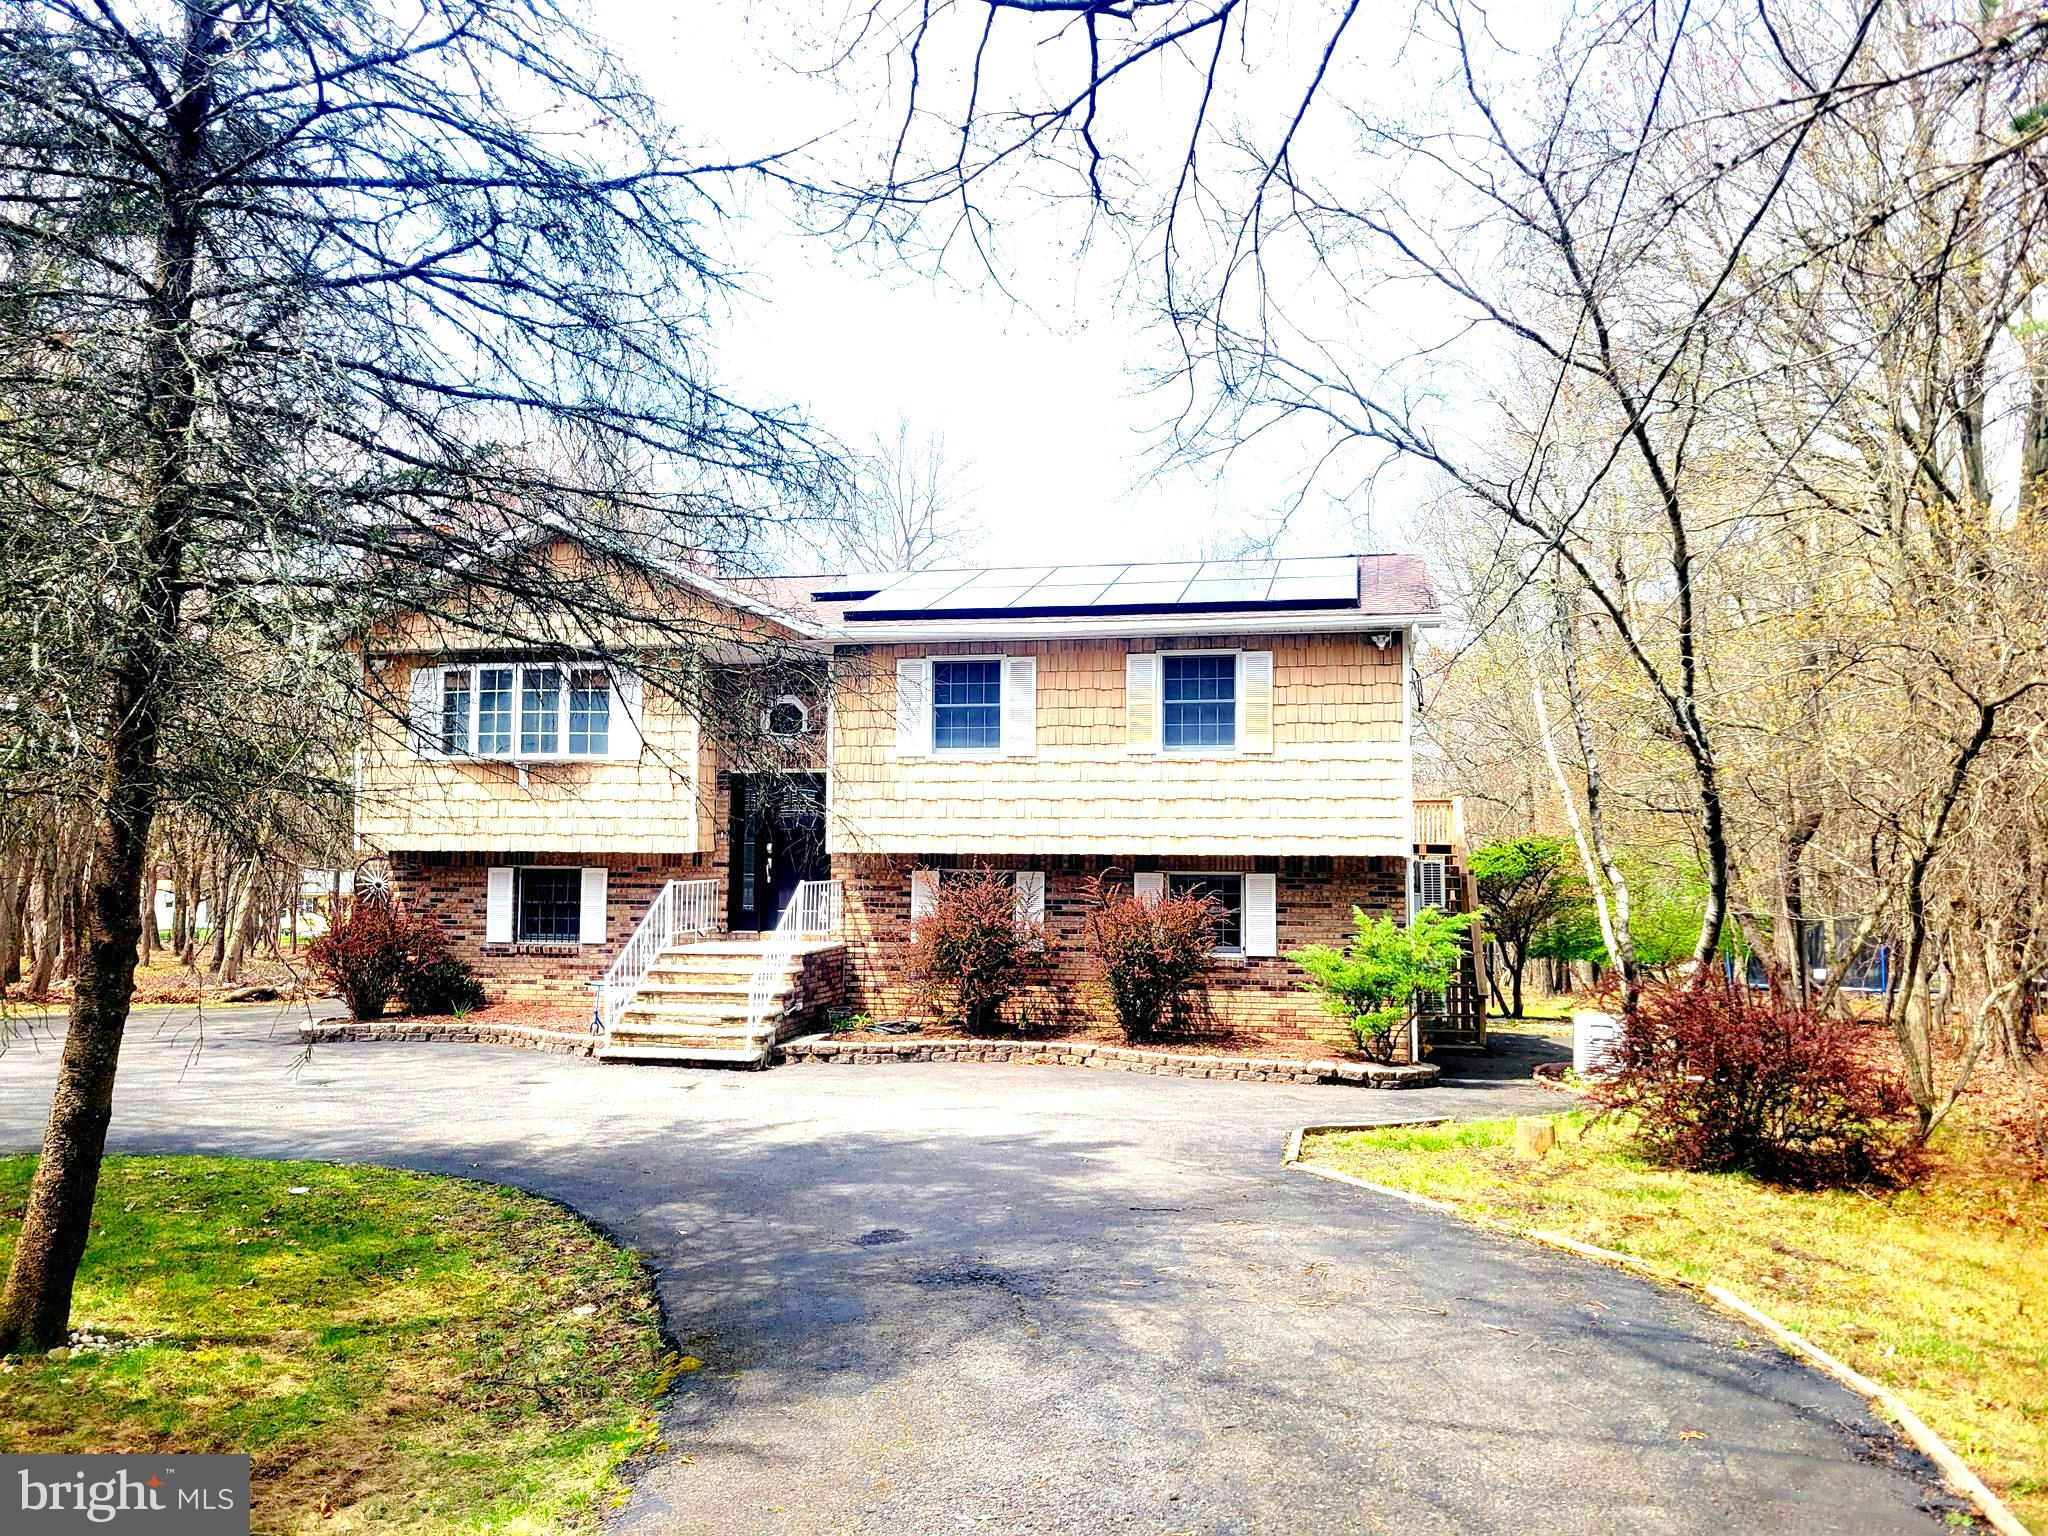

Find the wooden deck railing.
xmin=1414 ymin=796 xmax=1463 ymax=848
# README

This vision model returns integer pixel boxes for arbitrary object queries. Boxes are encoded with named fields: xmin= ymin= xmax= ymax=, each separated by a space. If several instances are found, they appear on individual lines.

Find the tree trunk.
xmin=0 ymin=2 xmax=214 ymax=1355
xmin=206 ymin=863 xmax=231 ymax=975
xmin=1507 ymin=948 xmax=1526 ymax=1018
xmin=139 ymin=865 xmax=156 ymax=965
xmin=1551 ymin=583 xmax=1641 ymax=1011
xmin=26 ymin=869 xmax=58 ymax=1000
xmin=216 ymin=859 xmax=260 ymax=983
xmin=0 ymin=861 xmax=21 ymax=987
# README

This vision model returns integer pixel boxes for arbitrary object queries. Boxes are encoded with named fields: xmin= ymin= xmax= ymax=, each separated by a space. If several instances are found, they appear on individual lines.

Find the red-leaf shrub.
xmin=906 ymin=867 xmax=1039 ymax=1035
xmin=1587 ymin=978 xmax=1917 ymax=1186
xmin=309 ymin=898 xmax=483 ymax=1021
xmin=1081 ymin=874 xmax=1217 ymax=1042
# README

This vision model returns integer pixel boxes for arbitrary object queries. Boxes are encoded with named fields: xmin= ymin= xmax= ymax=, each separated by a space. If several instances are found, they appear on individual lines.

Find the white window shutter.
xmin=1133 ymin=871 xmax=1164 ymax=904
xmin=1408 ymin=857 xmax=1422 ymax=922
xmin=1001 ymin=656 xmax=1037 ymax=757
xmin=1244 ymin=873 xmax=1278 ymax=956
xmin=610 ymin=672 xmax=643 ymax=761
xmin=579 ymin=866 xmax=608 ymax=945
xmin=410 ymin=664 xmax=444 ymax=757
xmin=1013 ymin=870 xmax=1046 ymax=929
xmin=485 ymin=867 xmax=514 ymax=943
xmin=1239 ymin=651 xmax=1274 ymax=754
xmin=896 ymin=658 xmax=933 ymax=757
xmin=909 ymin=868 xmax=937 ymax=931
xmin=1125 ymin=653 xmax=1160 ymax=754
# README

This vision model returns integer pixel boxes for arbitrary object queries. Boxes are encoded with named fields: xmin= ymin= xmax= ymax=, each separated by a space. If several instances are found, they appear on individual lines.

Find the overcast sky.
xmin=599 ymin=4 xmax=1409 ymax=571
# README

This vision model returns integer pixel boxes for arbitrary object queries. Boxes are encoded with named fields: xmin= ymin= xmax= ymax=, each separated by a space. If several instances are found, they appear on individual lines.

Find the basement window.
xmin=516 ymin=867 xmax=583 ymax=944
xmin=1166 ymin=872 xmax=1244 ymax=953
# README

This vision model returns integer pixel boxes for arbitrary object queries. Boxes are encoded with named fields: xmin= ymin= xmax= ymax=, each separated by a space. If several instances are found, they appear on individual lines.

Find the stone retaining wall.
xmin=779 ymin=1035 xmax=1439 ymax=1087
xmin=298 ymin=1019 xmax=596 ymax=1056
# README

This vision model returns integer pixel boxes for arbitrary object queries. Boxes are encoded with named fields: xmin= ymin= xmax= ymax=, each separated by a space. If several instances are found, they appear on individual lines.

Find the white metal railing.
xmin=743 ymin=879 xmax=842 ymax=1047
xmin=594 ymin=878 xmax=720 ymax=1037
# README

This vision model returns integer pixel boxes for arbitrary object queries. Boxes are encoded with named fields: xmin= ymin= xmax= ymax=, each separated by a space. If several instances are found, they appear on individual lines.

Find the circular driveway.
xmin=0 ymin=1008 xmax=1968 ymax=1534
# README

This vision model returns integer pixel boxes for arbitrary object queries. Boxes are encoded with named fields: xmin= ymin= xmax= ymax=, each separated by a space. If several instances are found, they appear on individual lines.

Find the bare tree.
xmin=830 ymin=415 xmax=982 ymax=570
xmin=0 ymin=0 xmax=835 ymax=1353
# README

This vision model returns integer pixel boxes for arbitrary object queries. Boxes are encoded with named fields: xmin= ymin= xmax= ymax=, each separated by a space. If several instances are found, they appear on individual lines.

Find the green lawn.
xmin=1303 ymin=1114 xmax=2047 ymax=1532
xmin=0 ymin=1156 xmax=671 ymax=1534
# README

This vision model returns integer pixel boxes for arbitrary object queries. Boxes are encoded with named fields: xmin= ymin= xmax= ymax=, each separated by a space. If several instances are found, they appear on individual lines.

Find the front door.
xmin=727 ymin=774 xmax=829 ymax=932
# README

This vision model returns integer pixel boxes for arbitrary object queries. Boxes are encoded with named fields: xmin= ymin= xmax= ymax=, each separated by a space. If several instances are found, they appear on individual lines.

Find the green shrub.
xmin=400 ymin=954 xmax=488 ymax=1016
xmin=1292 ymin=906 xmax=1472 ymax=1061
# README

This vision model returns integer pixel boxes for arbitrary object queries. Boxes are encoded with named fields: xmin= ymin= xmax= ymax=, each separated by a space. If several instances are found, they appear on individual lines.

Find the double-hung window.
xmin=475 ymin=666 xmax=514 ymax=755
xmin=440 ymin=670 xmax=472 ymax=756
xmin=1162 ymin=654 xmax=1237 ymax=750
xmin=426 ymin=662 xmax=621 ymax=760
xmin=567 ymin=667 xmax=610 ymax=754
xmin=520 ymin=665 xmax=562 ymax=755
xmin=932 ymin=659 xmax=1002 ymax=751
xmin=1166 ymin=873 xmax=1245 ymax=953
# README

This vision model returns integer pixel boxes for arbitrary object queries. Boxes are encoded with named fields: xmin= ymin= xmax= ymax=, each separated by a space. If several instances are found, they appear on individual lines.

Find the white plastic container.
xmin=1572 ymin=1009 xmax=1623 ymax=1079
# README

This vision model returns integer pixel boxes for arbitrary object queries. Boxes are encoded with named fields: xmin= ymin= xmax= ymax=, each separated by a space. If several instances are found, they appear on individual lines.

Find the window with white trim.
xmin=568 ymin=667 xmax=610 ymax=754
xmin=475 ymin=666 xmax=513 ymax=755
xmin=428 ymin=662 xmax=623 ymax=760
xmin=1162 ymin=654 xmax=1236 ymax=750
xmin=932 ymin=659 xmax=1002 ymax=750
xmin=520 ymin=665 xmax=562 ymax=755
xmin=1166 ymin=872 xmax=1245 ymax=952
xmin=440 ymin=669 xmax=471 ymax=756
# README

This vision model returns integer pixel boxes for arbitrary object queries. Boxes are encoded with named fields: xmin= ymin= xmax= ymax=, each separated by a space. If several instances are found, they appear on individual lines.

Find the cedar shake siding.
xmin=355 ymin=657 xmax=715 ymax=856
xmin=827 ymin=632 xmax=1412 ymax=857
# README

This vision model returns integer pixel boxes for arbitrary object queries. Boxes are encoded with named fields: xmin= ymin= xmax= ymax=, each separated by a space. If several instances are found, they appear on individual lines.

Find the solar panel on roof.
xmin=840 ymin=553 xmax=1359 ymax=619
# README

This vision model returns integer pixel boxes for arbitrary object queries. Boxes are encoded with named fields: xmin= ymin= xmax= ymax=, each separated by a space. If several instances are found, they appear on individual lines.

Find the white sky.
xmin=598 ymin=4 xmax=1401 ymax=571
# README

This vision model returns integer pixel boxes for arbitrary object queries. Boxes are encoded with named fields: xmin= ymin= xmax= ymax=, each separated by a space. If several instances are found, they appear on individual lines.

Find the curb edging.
xmin=1281 ymin=1120 xmax=2030 ymax=1536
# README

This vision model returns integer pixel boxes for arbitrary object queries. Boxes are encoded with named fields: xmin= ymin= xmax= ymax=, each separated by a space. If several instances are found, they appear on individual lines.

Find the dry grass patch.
xmin=0 ymin=1155 xmax=668 ymax=1534
xmin=1303 ymin=1113 xmax=2048 ymax=1531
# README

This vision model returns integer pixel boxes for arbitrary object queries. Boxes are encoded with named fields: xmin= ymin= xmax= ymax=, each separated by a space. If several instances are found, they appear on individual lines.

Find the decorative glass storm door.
xmin=727 ymin=774 xmax=828 ymax=932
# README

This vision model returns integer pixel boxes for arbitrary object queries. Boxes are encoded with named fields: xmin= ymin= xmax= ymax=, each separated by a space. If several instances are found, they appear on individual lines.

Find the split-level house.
xmin=354 ymin=541 xmax=1483 ymax=1062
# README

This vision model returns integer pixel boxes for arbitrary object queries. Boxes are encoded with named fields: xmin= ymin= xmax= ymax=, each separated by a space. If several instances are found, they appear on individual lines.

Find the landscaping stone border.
xmin=1280 ymin=1118 xmax=2029 ymax=1536
xmin=779 ymin=1035 xmax=1439 ymax=1087
xmin=298 ymin=1019 xmax=596 ymax=1056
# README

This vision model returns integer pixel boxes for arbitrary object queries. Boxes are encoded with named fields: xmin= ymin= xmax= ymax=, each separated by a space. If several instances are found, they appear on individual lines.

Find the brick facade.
xmin=391 ymin=850 xmax=716 ymax=1005
xmin=832 ymin=851 xmax=1413 ymax=1057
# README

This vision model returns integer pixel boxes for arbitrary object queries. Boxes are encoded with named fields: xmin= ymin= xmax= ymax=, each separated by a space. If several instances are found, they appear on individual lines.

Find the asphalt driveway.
xmin=0 ymin=1007 xmax=1970 ymax=1535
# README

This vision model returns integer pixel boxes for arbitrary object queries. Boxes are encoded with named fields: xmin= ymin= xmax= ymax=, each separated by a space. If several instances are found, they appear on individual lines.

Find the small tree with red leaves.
xmin=1587 ymin=978 xmax=1918 ymax=1186
xmin=309 ymin=898 xmax=480 ymax=1021
xmin=906 ymin=868 xmax=1040 ymax=1035
xmin=1082 ymin=875 xmax=1218 ymax=1043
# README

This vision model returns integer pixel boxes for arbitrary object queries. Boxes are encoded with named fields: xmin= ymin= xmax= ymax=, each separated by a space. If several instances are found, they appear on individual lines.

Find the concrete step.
xmin=645 ymin=958 xmax=800 ymax=983
xmin=634 ymin=980 xmax=762 ymax=1000
xmin=659 ymin=940 xmax=837 ymax=958
xmin=597 ymin=1042 xmax=769 ymax=1065
xmin=611 ymin=1019 xmax=762 ymax=1043
xmin=618 ymin=1002 xmax=755 ymax=1028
